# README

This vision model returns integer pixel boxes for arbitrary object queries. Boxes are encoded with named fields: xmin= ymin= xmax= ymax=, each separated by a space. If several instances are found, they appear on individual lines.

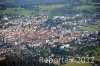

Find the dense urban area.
xmin=0 ymin=0 xmax=100 ymax=66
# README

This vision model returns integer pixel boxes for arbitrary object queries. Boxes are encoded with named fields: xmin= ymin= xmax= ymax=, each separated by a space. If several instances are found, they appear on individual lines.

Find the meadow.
xmin=62 ymin=63 xmax=93 ymax=66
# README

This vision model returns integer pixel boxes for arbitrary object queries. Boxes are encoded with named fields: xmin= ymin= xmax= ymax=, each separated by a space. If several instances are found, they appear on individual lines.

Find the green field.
xmin=0 ymin=8 xmax=34 ymax=16
xmin=0 ymin=3 xmax=99 ymax=16
xmin=95 ymin=56 xmax=100 ymax=62
xmin=62 ymin=63 xmax=93 ymax=66
xmin=76 ymin=5 xmax=100 ymax=10
xmin=92 ymin=3 xmax=100 ymax=5
xmin=39 ymin=4 xmax=68 ymax=16
xmin=80 ymin=25 xmax=98 ymax=31
xmin=0 ymin=4 xmax=68 ymax=16
xmin=39 ymin=4 xmax=68 ymax=11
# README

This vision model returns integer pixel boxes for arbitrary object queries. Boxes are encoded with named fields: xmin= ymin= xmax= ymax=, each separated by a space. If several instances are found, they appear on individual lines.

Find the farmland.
xmin=62 ymin=63 xmax=93 ymax=66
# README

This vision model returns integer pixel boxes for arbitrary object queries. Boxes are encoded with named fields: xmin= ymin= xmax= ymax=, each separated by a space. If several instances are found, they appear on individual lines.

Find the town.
xmin=0 ymin=12 xmax=99 ymax=56
xmin=0 ymin=0 xmax=100 ymax=66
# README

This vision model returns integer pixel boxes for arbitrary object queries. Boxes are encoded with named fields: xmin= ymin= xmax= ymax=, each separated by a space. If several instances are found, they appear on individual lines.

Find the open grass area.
xmin=0 ymin=4 xmax=68 ymax=16
xmin=39 ymin=4 xmax=68 ymax=11
xmin=62 ymin=63 xmax=93 ymax=66
xmin=76 ymin=5 xmax=100 ymax=10
xmin=80 ymin=25 xmax=98 ymax=31
xmin=0 ymin=8 xmax=34 ymax=16
xmin=44 ymin=11 xmax=54 ymax=16
xmin=39 ymin=4 xmax=68 ymax=16
xmin=95 ymin=56 xmax=100 ymax=62
xmin=92 ymin=3 xmax=100 ymax=5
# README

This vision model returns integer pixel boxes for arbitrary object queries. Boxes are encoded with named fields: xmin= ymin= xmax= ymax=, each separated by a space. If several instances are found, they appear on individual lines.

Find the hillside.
xmin=4 ymin=0 xmax=82 ymax=5
xmin=5 ymin=0 xmax=65 ymax=5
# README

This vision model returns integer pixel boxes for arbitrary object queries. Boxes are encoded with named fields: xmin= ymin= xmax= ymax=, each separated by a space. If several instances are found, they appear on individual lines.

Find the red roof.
xmin=0 ymin=57 xmax=6 ymax=61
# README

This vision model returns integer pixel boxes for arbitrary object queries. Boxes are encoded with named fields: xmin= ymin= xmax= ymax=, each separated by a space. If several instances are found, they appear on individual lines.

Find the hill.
xmin=5 ymin=0 xmax=65 ymax=5
xmin=4 ymin=0 xmax=82 ymax=5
